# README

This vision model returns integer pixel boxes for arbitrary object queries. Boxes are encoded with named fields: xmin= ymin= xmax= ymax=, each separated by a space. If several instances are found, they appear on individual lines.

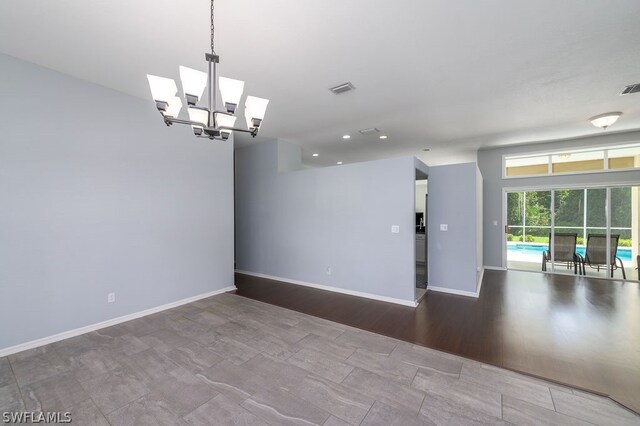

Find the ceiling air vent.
xmin=358 ymin=127 xmax=380 ymax=135
xmin=620 ymin=83 xmax=640 ymax=95
xmin=329 ymin=82 xmax=355 ymax=95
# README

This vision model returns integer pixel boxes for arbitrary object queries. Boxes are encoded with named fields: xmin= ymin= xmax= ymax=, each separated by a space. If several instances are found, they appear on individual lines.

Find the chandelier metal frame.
xmin=147 ymin=0 xmax=268 ymax=141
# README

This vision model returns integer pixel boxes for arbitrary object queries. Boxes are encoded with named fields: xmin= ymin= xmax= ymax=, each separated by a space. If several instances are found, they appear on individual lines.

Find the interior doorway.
xmin=415 ymin=171 xmax=428 ymax=301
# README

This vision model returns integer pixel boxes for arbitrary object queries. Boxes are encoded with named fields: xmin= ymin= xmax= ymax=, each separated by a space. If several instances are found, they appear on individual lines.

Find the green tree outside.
xmin=507 ymin=188 xmax=632 ymax=244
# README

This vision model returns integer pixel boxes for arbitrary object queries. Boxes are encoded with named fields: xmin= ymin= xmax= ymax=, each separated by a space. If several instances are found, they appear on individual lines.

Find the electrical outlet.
xmin=440 ymin=224 xmax=448 ymax=231
xmin=391 ymin=225 xmax=400 ymax=233
xmin=326 ymin=266 xmax=332 ymax=275
xmin=107 ymin=292 xmax=116 ymax=303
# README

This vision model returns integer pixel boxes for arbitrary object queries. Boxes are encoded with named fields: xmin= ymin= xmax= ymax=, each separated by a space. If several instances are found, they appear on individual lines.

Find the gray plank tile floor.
xmin=1 ymin=293 xmax=638 ymax=425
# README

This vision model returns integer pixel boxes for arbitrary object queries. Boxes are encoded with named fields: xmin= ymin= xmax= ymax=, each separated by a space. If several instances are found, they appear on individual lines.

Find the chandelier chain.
xmin=210 ymin=0 xmax=215 ymax=54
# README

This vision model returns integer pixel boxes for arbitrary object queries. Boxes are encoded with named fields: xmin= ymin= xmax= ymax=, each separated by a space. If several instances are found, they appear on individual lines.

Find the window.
xmin=503 ymin=143 xmax=640 ymax=178
xmin=505 ymin=156 xmax=548 ymax=176
xmin=551 ymin=151 xmax=604 ymax=174
xmin=608 ymin=146 xmax=640 ymax=169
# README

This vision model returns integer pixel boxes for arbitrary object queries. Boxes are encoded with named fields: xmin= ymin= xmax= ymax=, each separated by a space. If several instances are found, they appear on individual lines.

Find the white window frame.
xmin=501 ymin=181 xmax=638 ymax=280
xmin=502 ymin=142 xmax=640 ymax=179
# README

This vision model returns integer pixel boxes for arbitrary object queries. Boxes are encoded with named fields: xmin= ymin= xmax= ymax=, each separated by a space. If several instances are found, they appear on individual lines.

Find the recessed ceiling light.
xmin=342 ymin=134 xmax=351 ymax=140
xmin=589 ymin=112 xmax=622 ymax=130
xmin=423 ymin=148 xmax=430 ymax=152
xmin=379 ymin=135 xmax=388 ymax=140
xmin=337 ymin=161 xmax=343 ymax=165
xmin=312 ymin=153 xmax=319 ymax=157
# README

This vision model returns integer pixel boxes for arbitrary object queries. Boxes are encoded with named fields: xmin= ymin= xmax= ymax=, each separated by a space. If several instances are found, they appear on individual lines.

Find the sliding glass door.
xmin=505 ymin=185 xmax=638 ymax=281
xmin=506 ymin=191 xmax=551 ymax=271
xmin=552 ymin=189 xmax=585 ymax=276
xmin=607 ymin=187 xmax=634 ymax=279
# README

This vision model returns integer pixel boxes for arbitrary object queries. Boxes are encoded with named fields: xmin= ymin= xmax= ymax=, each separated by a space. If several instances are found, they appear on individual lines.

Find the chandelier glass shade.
xmin=146 ymin=0 xmax=268 ymax=140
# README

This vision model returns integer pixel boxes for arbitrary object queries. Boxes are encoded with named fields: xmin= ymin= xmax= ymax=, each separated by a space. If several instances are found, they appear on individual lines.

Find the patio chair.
xmin=582 ymin=234 xmax=626 ymax=279
xmin=542 ymin=233 xmax=583 ymax=275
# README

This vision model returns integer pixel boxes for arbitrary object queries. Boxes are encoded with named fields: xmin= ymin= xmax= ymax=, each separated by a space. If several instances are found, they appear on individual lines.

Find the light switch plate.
xmin=440 ymin=224 xmax=448 ymax=231
xmin=391 ymin=225 xmax=400 ymax=233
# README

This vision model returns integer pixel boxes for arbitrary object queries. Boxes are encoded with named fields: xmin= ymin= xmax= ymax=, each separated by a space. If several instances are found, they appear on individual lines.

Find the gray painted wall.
xmin=277 ymin=139 xmax=302 ymax=173
xmin=476 ymin=166 xmax=483 ymax=282
xmin=415 ymin=157 xmax=429 ymax=178
xmin=235 ymin=140 xmax=418 ymax=302
xmin=427 ymin=162 xmax=482 ymax=293
xmin=0 ymin=54 xmax=234 ymax=350
xmin=478 ymin=131 xmax=640 ymax=267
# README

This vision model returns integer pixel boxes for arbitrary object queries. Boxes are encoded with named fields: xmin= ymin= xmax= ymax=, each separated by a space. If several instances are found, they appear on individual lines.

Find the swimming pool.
xmin=507 ymin=243 xmax=633 ymax=262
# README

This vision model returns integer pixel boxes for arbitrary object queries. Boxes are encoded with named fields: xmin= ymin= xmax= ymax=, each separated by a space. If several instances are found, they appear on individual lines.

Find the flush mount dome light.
xmin=379 ymin=135 xmax=388 ymax=139
xmin=312 ymin=153 xmax=319 ymax=157
xmin=590 ymin=112 xmax=622 ymax=130
xmin=342 ymin=134 xmax=351 ymax=139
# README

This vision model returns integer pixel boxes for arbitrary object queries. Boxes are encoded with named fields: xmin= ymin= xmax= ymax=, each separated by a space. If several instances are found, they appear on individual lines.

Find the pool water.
xmin=507 ymin=243 xmax=633 ymax=262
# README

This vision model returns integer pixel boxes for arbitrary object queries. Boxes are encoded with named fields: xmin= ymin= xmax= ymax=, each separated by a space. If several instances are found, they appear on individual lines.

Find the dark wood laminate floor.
xmin=234 ymin=270 xmax=640 ymax=414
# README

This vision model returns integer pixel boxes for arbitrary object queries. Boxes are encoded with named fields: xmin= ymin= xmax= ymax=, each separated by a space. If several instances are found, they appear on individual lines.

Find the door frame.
xmin=501 ymin=180 xmax=637 ymax=278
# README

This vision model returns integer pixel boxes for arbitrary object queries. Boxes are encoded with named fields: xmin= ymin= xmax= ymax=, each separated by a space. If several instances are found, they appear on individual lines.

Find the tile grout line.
xmin=88 ymin=394 xmax=112 ymax=425
xmin=179 ymin=392 xmax=219 ymax=422
xmin=6 ymin=358 xmax=26 ymax=412
xmin=417 ymin=393 xmax=427 ymax=419
xmin=407 ymin=358 xmax=421 ymax=386
xmin=331 ymin=328 xmax=347 ymax=342
xmin=278 ymin=377 xmax=337 ymax=425
xmin=357 ymin=399 xmax=376 ymax=426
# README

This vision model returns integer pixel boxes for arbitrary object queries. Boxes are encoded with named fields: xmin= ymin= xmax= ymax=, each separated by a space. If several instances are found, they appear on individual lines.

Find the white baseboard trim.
xmin=484 ymin=265 xmax=507 ymax=271
xmin=476 ymin=267 xmax=485 ymax=295
xmin=0 ymin=285 xmax=237 ymax=358
xmin=236 ymin=270 xmax=417 ymax=308
xmin=428 ymin=285 xmax=480 ymax=298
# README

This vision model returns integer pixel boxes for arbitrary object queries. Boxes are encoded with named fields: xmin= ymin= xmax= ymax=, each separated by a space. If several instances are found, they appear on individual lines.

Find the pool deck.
xmin=507 ymin=258 xmax=634 ymax=280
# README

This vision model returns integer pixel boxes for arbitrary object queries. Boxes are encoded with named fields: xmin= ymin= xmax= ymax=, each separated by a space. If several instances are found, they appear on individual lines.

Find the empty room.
xmin=1 ymin=1 xmax=639 ymax=425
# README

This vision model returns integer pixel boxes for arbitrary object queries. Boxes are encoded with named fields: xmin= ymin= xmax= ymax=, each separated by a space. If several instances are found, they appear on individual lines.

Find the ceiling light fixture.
xmin=379 ymin=135 xmax=388 ymax=140
xmin=146 ymin=0 xmax=268 ymax=140
xmin=589 ymin=112 xmax=622 ymax=130
xmin=337 ymin=161 xmax=343 ymax=165
xmin=312 ymin=153 xmax=319 ymax=157
xmin=342 ymin=135 xmax=351 ymax=140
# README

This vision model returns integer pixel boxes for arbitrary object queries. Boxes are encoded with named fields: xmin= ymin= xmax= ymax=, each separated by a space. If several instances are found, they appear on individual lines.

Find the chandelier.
xmin=146 ymin=0 xmax=269 ymax=140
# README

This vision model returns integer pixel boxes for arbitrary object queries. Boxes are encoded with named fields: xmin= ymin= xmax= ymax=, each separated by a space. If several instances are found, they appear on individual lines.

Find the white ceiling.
xmin=1 ymin=0 xmax=639 ymax=166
